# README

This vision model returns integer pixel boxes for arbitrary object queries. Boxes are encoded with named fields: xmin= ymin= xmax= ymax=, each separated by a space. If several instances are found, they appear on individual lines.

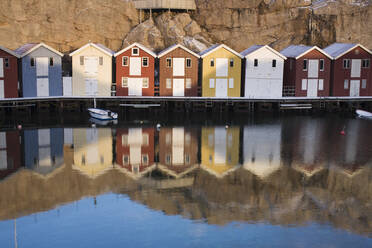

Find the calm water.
xmin=0 ymin=112 xmax=371 ymax=247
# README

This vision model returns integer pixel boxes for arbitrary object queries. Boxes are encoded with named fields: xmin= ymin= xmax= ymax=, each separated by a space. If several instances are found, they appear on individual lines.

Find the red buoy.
xmin=340 ymin=130 xmax=345 ymax=135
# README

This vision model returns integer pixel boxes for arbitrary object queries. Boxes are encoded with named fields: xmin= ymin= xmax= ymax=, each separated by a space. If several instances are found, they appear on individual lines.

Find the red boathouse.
xmin=281 ymin=45 xmax=332 ymax=97
xmin=115 ymin=43 xmax=156 ymax=96
xmin=0 ymin=46 xmax=20 ymax=98
xmin=324 ymin=43 xmax=372 ymax=97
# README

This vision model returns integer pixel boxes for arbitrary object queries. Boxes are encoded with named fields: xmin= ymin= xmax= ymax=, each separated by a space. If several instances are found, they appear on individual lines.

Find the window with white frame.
xmin=122 ymin=77 xmax=128 ymax=88
xmin=230 ymin=59 xmax=234 ymax=67
xmin=49 ymin=58 xmax=54 ymax=67
xmin=142 ymin=57 xmax=149 ymax=67
xmin=343 ymin=59 xmax=351 ymax=69
xmin=142 ymin=78 xmax=149 ymax=88
xmin=166 ymin=78 xmax=172 ymax=89
xmin=122 ymin=56 xmax=128 ymax=66
xmin=166 ymin=58 xmax=172 ymax=68
xmin=344 ymin=79 xmax=349 ymax=89
xmin=318 ymin=79 xmax=324 ymax=90
xmin=319 ymin=59 xmax=324 ymax=71
xmin=210 ymin=59 xmax=214 ymax=67
xmin=186 ymin=58 xmax=192 ymax=68
xmin=30 ymin=58 xmax=35 ymax=67
xmin=209 ymin=78 xmax=215 ymax=88
xmin=303 ymin=59 xmax=308 ymax=71
xmin=362 ymin=79 xmax=367 ymax=89
xmin=254 ymin=59 xmax=258 ymax=67
xmin=362 ymin=59 xmax=370 ymax=68
xmin=4 ymin=58 xmax=9 ymax=68
xmin=186 ymin=78 xmax=192 ymax=89
xmin=301 ymin=79 xmax=307 ymax=90
xmin=272 ymin=59 xmax=276 ymax=68
xmin=132 ymin=48 xmax=139 ymax=56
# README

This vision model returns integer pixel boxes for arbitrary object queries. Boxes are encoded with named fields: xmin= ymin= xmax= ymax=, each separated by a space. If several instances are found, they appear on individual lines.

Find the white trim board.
xmin=18 ymin=43 xmax=63 ymax=57
xmin=69 ymin=43 xmax=113 ymax=57
xmin=200 ymin=44 xmax=243 ymax=59
xmin=115 ymin=42 xmax=157 ymax=58
xmin=157 ymin=44 xmax=200 ymax=58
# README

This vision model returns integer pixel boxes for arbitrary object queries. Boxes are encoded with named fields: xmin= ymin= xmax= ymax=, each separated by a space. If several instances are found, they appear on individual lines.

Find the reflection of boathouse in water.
xmin=158 ymin=127 xmax=199 ymax=178
xmin=243 ymin=123 xmax=282 ymax=179
xmin=115 ymin=127 xmax=156 ymax=179
xmin=0 ymin=131 xmax=22 ymax=179
xmin=72 ymin=128 xmax=113 ymax=178
xmin=201 ymin=126 xmax=241 ymax=177
xmin=23 ymin=128 xmax=64 ymax=177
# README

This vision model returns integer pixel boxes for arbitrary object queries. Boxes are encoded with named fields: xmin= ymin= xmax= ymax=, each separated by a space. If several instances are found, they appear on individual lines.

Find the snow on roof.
xmin=323 ymin=43 xmax=372 ymax=59
xmin=157 ymin=44 xmax=200 ymax=58
xmin=280 ymin=45 xmax=313 ymax=58
xmin=240 ymin=45 xmax=264 ymax=57
xmin=114 ymin=42 xmax=157 ymax=57
xmin=14 ymin=43 xmax=64 ymax=57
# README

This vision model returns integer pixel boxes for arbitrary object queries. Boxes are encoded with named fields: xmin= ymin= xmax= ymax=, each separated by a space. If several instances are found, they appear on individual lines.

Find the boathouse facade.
xmin=158 ymin=44 xmax=200 ymax=96
xmin=0 ymin=46 xmax=19 ymax=98
xmin=115 ymin=43 xmax=156 ymax=96
xmin=70 ymin=43 xmax=114 ymax=97
xmin=200 ymin=44 xmax=243 ymax=98
xmin=281 ymin=45 xmax=332 ymax=97
xmin=0 ymin=131 xmax=22 ymax=179
xmin=241 ymin=45 xmax=286 ymax=99
xmin=15 ymin=43 xmax=63 ymax=97
xmin=324 ymin=43 xmax=372 ymax=97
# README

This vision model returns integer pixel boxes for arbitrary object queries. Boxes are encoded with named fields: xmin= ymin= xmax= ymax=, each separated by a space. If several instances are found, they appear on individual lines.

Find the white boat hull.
xmin=356 ymin=109 xmax=372 ymax=119
xmin=88 ymin=108 xmax=118 ymax=120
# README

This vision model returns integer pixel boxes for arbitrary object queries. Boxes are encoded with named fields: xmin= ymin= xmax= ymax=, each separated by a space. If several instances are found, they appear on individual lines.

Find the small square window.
xmin=303 ymin=59 xmax=308 ymax=71
xmin=362 ymin=59 xmax=370 ymax=68
xmin=142 ymin=78 xmax=149 ymax=88
xmin=166 ymin=58 xmax=172 ymax=68
xmin=80 ymin=56 xmax=84 ymax=65
xmin=166 ymin=78 xmax=172 ymax=89
xmin=230 ymin=59 xmax=234 ymax=67
xmin=254 ymin=59 xmax=258 ymax=67
xmin=123 ymin=155 xmax=129 ymax=165
xmin=30 ymin=58 xmax=35 ymax=67
xmin=210 ymin=59 xmax=214 ymax=67
xmin=319 ymin=59 xmax=324 ymax=71
xmin=343 ymin=59 xmax=350 ymax=69
xmin=186 ymin=78 xmax=192 ymax=89
xmin=186 ymin=58 xmax=192 ymax=68
xmin=99 ymin=57 xmax=103 ymax=66
xmin=122 ymin=77 xmax=128 ymax=88
xmin=122 ymin=56 xmax=128 ymax=66
xmin=132 ymin=48 xmax=139 ymax=56
xmin=362 ymin=79 xmax=367 ymax=89
xmin=142 ymin=57 xmax=149 ymax=67
xmin=272 ymin=59 xmax=276 ymax=68
xmin=344 ymin=79 xmax=349 ymax=89
xmin=49 ymin=58 xmax=54 ymax=67
xmin=4 ymin=58 xmax=10 ymax=68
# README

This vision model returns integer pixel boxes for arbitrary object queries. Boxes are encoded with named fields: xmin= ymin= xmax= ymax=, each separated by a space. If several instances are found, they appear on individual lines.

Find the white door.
xmin=351 ymin=59 xmax=361 ymax=78
xmin=63 ymin=77 xmax=72 ymax=96
xmin=0 ymin=80 xmax=4 ymax=98
xmin=173 ymin=58 xmax=185 ymax=76
xmin=128 ymin=78 xmax=142 ymax=96
xmin=36 ymin=57 xmax=49 ymax=76
xmin=84 ymin=57 xmax=98 ymax=77
xmin=173 ymin=79 xmax=184 ymax=96
xmin=215 ymin=78 xmax=228 ymax=97
xmin=216 ymin=58 xmax=228 ymax=77
xmin=130 ymin=57 xmax=141 ymax=76
xmin=172 ymin=128 xmax=184 ymax=165
xmin=37 ymin=78 xmax=49 ymax=97
xmin=0 ymin=58 xmax=3 ymax=78
xmin=85 ymin=78 xmax=98 ymax=96
xmin=307 ymin=79 xmax=318 ymax=97
xmin=350 ymin=80 xmax=360 ymax=97
xmin=214 ymin=128 xmax=226 ymax=164
xmin=308 ymin=60 xmax=319 ymax=78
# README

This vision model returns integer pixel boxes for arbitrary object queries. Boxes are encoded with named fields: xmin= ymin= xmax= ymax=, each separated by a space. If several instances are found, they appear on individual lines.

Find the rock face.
xmin=0 ymin=0 xmax=371 ymax=53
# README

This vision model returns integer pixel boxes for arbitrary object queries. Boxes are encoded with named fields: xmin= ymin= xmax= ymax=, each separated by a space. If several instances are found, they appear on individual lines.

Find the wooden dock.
xmin=0 ymin=96 xmax=372 ymax=113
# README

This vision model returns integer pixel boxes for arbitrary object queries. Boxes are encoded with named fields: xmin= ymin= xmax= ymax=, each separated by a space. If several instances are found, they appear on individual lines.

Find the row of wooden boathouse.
xmin=0 ymin=42 xmax=371 ymax=99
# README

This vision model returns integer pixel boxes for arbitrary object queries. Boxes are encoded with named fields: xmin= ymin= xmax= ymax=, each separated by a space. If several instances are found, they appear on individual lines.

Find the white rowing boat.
xmin=88 ymin=108 xmax=118 ymax=120
xmin=356 ymin=109 xmax=372 ymax=119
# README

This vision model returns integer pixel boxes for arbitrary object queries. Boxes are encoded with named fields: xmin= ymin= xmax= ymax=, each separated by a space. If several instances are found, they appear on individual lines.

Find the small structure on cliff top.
xmin=132 ymin=0 xmax=196 ymax=10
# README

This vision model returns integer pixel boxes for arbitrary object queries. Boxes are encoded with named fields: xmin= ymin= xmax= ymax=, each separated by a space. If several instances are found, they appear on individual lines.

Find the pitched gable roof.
xmin=323 ymin=43 xmax=372 ymax=59
xmin=241 ymin=45 xmax=286 ymax=60
xmin=114 ymin=42 xmax=157 ymax=58
xmin=157 ymin=44 xmax=200 ymax=58
xmin=69 ymin=43 xmax=114 ymax=57
xmin=280 ymin=45 xmax=332 ymax=60
xmin=14 ymin=43 xmax=64 ymax=57
xmin=0 ymin=45 xmax=20 ymax=58
xmin=200 ymin=44 xmax=243 ymax=58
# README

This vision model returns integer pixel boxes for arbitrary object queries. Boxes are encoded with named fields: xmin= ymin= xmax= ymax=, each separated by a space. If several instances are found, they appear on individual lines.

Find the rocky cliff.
xmin=0 ymin=0 xmax=371 ymax=53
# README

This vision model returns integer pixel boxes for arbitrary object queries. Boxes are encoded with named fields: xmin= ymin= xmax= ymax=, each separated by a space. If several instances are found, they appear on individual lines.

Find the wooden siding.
xmin=202 ymin=47 xmax=242 ymax=97
xmin=331 ymin=46 xmax=372 ymax=96
xmin=159 ymin=47 xmax=199 ymax=96
xmin=0 ymin=49 xmax=18 ymax=98
xmin=0 ymin=131 xmax=22 ymax=179
xmin=115 ymin=46 xmax=155 ymax=96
